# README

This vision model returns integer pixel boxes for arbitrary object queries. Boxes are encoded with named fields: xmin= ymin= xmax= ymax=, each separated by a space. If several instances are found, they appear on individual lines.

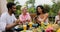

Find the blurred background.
xmin=0 ymin=0 xmax=60 ymax=23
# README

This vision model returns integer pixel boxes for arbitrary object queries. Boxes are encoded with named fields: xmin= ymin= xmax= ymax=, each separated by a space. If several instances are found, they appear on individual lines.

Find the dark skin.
xmin=6 ymin=5 xmax=20 ymax=30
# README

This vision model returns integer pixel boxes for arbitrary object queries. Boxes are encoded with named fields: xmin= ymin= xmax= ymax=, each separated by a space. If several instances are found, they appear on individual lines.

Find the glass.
xmin=23 ymin=25 xmax=27 ymax=31
xmin=29 ymin=22 xmax=33 ymax=29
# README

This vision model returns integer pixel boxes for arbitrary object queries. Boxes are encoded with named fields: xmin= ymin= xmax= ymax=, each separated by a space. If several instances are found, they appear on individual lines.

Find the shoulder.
xmin=12 ymin=14 xmax=15 ymax=16
xmin=1 ymin=12 xmax=7 ymax=17
xmin=1 ymin=12 xmax=7 ymax=20
xmin=45 ymin=13 xmax=49 ymax=16
xmin=27 ymin=13 xmax=31 ymax=16
xmin=19 ymin=14 xmax=22 ymax=18
xmin=27 ymin=12 xmax=30 ymax=15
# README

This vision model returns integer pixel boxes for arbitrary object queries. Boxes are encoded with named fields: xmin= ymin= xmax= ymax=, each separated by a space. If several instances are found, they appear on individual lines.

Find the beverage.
xmin=23 ymin=25 xmax=27 ymax=30
xmin=29 ymin=22 xmax=33 ymax=28
xmin=41 ymin=22 xmax=44 ymax=26
xmin=41 ymin=22 xmax=44 ymax=24
xmin=57 ymin=28 xmax=60 ymax=32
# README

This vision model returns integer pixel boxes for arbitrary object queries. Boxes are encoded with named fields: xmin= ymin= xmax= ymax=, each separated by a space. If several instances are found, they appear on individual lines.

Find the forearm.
xmin=37 ymin=19 xmax=41 ymax=24
xmin=55 ymin=21 xmax=58 ymax=24
xmin=6 ymin=23 xmax=17 ymax=30
xmin=54 ymin=20 xmax=59 ymax=24
xmin=43 ymin=13 xmax=49 ymax=22
xmin=43 ymin=16 xmax=48 ymax=22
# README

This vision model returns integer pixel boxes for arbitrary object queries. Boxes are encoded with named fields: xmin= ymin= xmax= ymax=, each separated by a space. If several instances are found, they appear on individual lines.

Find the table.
xmin=14 ymin=23 xmax=60 ymax=32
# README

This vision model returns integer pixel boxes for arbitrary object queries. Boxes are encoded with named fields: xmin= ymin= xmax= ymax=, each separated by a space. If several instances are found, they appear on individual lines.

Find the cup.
xmin=23 ymin=25 xmax=27 ymax=30
xmin=29 ymin=22 xmax=33 ymax=28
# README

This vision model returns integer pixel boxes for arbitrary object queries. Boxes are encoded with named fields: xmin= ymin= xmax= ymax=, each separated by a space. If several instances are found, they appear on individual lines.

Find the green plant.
xmin=28 ymin=7 xmax=36 ymax=13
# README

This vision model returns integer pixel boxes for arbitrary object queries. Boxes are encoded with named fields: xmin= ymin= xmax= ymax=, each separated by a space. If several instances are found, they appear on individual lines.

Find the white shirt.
xmin=0 ymin=17 xmax=1 ymax=21
xmin=0 ymin=12 xmax=17 ymax=31
xmin=0 ymin=15 xmax=6 ymax=31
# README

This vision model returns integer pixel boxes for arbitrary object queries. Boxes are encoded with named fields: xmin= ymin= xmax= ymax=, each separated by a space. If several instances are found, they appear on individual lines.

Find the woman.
xmin=19 ymin=6 xmax=31 ymax=24
xmin=55 ymin=10 xmax=60 ymax=25
xmin=36 ymin=5 xmax=49 ymax=25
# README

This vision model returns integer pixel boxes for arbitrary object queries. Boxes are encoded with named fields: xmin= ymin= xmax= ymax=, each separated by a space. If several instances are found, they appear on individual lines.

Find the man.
xmin=0 ymin=2 xmax=20 ymax=32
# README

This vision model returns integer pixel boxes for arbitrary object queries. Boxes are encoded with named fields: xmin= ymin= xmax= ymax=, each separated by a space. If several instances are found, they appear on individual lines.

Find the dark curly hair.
xmin=36 ymin=5 xmax=46 ymax=16
xmin=7 ymin=2 xmax=16 ymax=10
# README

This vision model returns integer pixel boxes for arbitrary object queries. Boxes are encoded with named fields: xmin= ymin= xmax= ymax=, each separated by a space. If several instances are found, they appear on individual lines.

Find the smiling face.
xmin=37 ymin=7 xmax=43 ymax=14
xmin=22 ymin=7 xmax=28 ymax=14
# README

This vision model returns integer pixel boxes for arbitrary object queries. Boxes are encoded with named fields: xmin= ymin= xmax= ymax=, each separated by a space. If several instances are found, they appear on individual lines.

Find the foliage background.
xmin=7 ymin=0 xmax=60 ymax=23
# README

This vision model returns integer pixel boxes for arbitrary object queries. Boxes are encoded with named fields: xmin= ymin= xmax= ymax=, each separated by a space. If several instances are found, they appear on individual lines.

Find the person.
xmin=0 ymin=2 xmax=20 ymax=32
xmin=36 ymin=5 xmax=49 ymax=25
xmin=0 ymin=17 xmax=2 ymax=32
xmin=55 ymin=10 xmax=60 ymax=25
xmin=19 ymin=6 xmax=31 ymax=24
xmin=0 ymin=17 xmax=1 ymax=21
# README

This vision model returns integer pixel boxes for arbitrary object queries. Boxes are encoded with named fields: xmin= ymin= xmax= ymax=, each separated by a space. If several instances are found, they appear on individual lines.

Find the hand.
xmin=15 ymin=19 xmax=20 ymax=25
xmin=26 ymin=20 xmax=30 ymax=22
xmin=19 ymin=21 xmax=23 ymax=25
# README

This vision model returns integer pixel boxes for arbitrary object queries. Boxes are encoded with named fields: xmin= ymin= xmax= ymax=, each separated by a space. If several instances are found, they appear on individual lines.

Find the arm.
xmin=42 ymin=13 xmax=49 ymax=22
xmin=54 ymin=16 xmax=58 ymax=24
xmin=6 ymin=19 xmax=20 ymax=30
xmin=35 ymin=16 xmax=41 ymax=24
xmin=27 ymin=15 xmax=32 ymax=22
xmin=6 ymin=23 xmax=17 ymax=30
xmin=6 ymin=22 xmax=17 ymax=30
xmin=19 ymin=15 xmax=23 ymax=24
xmin=0 ymin=22 xmax=6 ymax=31
xmin=27 ymin=13 xmax=32 ymax=22
xmin=0 ymin=14 xmax=7 ymax=31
